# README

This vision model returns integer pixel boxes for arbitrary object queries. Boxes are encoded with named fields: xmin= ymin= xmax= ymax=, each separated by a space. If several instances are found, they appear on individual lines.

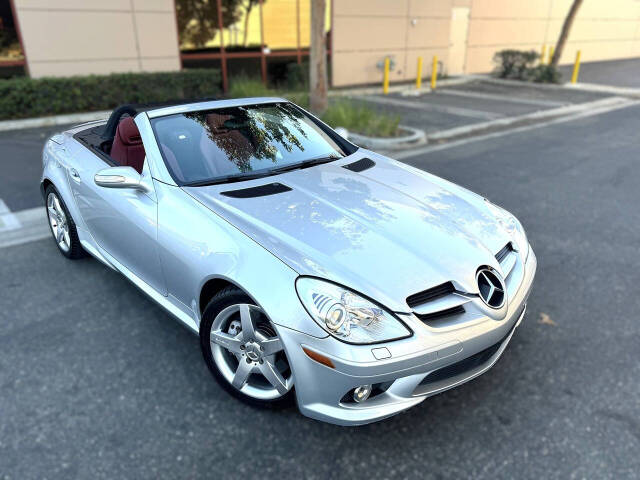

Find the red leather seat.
xmin=111 ymin=117 xmax=145 ymax=173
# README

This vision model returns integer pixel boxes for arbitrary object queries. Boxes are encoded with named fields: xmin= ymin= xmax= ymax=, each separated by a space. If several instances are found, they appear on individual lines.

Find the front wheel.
xmin=200 ymin=286 xmax=295 ymax=408
xmin=45 ymin=185 xmax=84 ymax=259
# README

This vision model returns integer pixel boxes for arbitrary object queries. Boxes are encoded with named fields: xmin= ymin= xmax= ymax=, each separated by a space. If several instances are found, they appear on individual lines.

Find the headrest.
xmin=116 ymin=117 xmax=142 ymax=145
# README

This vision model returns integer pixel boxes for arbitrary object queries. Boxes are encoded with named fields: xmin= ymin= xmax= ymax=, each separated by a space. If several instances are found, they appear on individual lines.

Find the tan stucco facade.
xmin=332 ymin=0 xmax=640 ymax=87
xmin=14 ymin=0 xmax=181 ymax=78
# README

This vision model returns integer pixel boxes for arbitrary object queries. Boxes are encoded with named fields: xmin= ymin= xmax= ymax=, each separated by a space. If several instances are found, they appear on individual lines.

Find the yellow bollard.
xmin=541 ymin=45 xmax=547 ymax=64
xmin=549 ymin=45 xmax=555 ymax=64
xmin=571 ymin=50 xmax=581 ymax=84
xmin=431 ymin=55 xmax=438 ymax=90
xmin=416 ymin=56 xmax=423 ymax=90
xmin=383 ymin=57 xmax=390 ymax=95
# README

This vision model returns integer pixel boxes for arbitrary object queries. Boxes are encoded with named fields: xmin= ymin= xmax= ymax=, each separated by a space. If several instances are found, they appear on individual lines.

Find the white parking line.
xmin=425 ymin=96 xmax=626 ymax=142
xmin=435 ymin=89 xmax=567 ymax=108
xmin=360 ymin=95 xmax=502 ymax=120
xmin=0 ymin=206 xmax=48 ymax=249
xmin=394 ymin=97 xmax=640 ymax=160
xmin=0 ymin=199 xmax=21 ymax=231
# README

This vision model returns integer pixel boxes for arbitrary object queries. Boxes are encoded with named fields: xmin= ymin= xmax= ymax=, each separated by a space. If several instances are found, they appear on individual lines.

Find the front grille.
xmin=414 ymin=305 xmax=465 ymax=324
xmin=418 ymin=326 xmax=514 ymax=387
xmin=495 ymin=242 xmax=513 ymax=263
xmin=407 ymin=282 xmax=455 ymax=308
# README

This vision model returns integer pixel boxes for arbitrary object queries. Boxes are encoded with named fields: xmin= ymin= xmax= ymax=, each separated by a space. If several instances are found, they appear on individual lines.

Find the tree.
xmin=551 ymin=0 xmax=584 ymax=67
xmin=176 ymin=0 xmax=243 ymax=49
xmin=309 ymin=0 xmax=328 ymax=114
xmin=241 ymin=0 xmax=259 ymax=46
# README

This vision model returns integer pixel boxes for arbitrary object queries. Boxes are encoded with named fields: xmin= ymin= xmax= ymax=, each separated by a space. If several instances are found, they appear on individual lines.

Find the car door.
xmin=67 ymin=147 xmax=167 ymax=295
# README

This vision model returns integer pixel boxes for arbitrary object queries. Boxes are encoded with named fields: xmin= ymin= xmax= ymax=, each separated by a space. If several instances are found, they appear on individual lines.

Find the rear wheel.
xmin=200 ymin=286 xmax=294 ymax=407
xmin=45 ymin=185 xmax=84 ymax=259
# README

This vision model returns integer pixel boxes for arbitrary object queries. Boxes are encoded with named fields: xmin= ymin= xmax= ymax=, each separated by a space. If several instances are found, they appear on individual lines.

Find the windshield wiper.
xmin=270 ymin=155 xmax=341 ymax=174
xmin=183 ymin=171 xmax=273 ymax=187
xmin=183 ymin=155 xmax=341 ymax=187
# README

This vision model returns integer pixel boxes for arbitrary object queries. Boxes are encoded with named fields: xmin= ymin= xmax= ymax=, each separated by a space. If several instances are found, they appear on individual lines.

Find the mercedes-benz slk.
xmin=41 ymin=97 xmax=536 ymax=425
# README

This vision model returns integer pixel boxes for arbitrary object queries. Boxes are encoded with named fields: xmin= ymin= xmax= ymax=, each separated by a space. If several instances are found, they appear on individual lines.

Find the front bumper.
xmin=277 ymin=246 xmax=537 ymax=426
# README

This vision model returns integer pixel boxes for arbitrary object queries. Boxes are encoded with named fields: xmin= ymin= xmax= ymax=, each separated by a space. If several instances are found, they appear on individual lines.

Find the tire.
xmin=45 ymin=184 xmax=84 ymax=259
xmin=200 ymin=286 xmax=295 ymax=408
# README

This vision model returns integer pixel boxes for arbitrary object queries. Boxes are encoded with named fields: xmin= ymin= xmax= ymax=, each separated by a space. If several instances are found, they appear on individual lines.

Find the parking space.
xmin=353 ymin=78 xmax=613 ymax=135
xmin=0 ymin=124 xmax=75 ymax=212
xmin=443 ymin=78 xmax=611 ymax=104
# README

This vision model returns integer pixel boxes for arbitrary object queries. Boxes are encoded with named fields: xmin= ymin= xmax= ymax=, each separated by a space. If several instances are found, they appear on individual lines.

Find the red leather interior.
xmin=111 ymin=117 xmax=145 ymax=173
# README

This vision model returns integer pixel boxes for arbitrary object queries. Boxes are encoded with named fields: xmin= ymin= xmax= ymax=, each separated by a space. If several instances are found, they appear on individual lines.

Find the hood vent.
xmin=342 ymin=157 xmax=375 ymax=172
xmin=495 ymin=242 xmax=513 ymax=263
xmin=407 ymin=281 xmax=455 ymax=309
xmin=221 ymin=182 xmax=292 ymax=198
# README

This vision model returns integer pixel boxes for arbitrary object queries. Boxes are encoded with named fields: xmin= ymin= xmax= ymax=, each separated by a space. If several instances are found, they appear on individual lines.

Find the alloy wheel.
xmin=209 ymin=303 xmax=293 ymax=400
xmin=47 ymin=192 xmax=71 ymax=253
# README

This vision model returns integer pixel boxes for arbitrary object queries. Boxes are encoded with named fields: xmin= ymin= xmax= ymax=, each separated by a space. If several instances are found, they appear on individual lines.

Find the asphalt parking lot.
xmin=351 ymin=78 xmax=610 ymax=134
xmin=1 ymin=90 xmax=639 ymax=479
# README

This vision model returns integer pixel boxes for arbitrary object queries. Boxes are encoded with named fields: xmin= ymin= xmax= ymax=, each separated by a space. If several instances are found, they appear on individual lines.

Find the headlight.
xmin=485 ymin=199 xmax=528 ymax=259
xmin=296 ymin=277 xmax=412 ymax=344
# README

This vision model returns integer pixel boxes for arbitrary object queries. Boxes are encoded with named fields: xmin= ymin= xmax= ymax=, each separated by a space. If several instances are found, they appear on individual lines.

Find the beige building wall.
xmin=465 ymin=0 xmax=640 ymax=73
xmin=332 ymin=0 xmax=452 ymax=87
xmin=14 ymin=0 xmax=181 ymax=78
xmin=332 ymin=0 xmax=640 ymax=86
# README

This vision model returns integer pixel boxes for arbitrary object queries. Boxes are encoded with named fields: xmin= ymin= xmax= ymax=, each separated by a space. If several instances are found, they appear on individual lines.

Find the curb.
xmin=348 ymin=125 xmax=426 ymax=151
xmin=328 ymin=76 xmax=475 ymax=98
xmin=424 ymin=96 xmax=627 ymax=142
xmin=0 ymin=110 xmax=111 ymax=133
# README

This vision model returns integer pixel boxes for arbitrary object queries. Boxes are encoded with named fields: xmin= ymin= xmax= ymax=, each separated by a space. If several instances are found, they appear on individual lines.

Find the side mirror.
xmin=94 ymin=166 xmax=149 ymax=192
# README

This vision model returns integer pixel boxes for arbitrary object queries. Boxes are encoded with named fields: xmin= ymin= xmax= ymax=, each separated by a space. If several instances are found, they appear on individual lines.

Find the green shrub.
xmin=0 ymin=69 xmax=221 ymax=120
xmin=285 ymin=61 xmax=309 ymax=90
xmin=320 ymin=99 xmax=400 ymax=138
xmin=528 ymin=65 xmax=562 ymax=84
xmin=492 ymin=49 xmax=561 ymax=83
xmin=493 ymin=49 xmax=539 ymax=80
xmin=228 ymin=75 xmax=273 ymax=98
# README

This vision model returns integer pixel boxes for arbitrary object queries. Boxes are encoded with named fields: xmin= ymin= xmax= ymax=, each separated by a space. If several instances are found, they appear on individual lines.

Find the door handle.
xmin=70 ymin=168 xmax=81 ymax=183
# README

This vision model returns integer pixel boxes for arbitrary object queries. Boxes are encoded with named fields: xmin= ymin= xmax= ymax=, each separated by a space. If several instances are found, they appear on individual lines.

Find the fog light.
xmin=353 ymin=384 xmax=372 ymax=403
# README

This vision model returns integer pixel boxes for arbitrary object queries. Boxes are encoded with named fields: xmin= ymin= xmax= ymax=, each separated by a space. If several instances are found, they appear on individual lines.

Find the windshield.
xmin=151 ymin=102 xmax=347 ymax=185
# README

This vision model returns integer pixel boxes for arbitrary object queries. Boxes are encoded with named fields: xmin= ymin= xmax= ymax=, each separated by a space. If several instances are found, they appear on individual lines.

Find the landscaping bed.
xmin=228 ymin=77 xmax=403 ymax=139
xmin=0 ymin=69 xmax=221 ymax=120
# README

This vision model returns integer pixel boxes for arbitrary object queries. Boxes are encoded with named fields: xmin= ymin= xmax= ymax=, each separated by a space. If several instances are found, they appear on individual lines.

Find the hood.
xmin=184 ymin=151 xmax=512 ymax=313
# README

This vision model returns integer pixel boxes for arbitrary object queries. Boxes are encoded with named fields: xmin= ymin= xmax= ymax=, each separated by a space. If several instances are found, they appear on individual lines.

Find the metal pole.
xmin=430 ymin=55 xmax=438 ymax=90
xmin=216 ymin=0 xmax=228 ymax=93
xmin=541 ymin=45 xmax=547 ymax=65
xmin=296 ymin=0 xmax=302 ymax=64
xmin=571 ymin=50 xmax=581 ymax=84
xmin=549 ymin=45 xmax=555 ymax=65
xmin=382 ymin=57 xmax=390 ymax=94
xmin=416 ymin=56 xmax=423 ymax=90
xmin=259 ymin=0 xmax=267 ymax=84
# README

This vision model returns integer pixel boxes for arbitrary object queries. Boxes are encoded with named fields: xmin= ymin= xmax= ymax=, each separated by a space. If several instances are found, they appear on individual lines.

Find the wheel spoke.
xmin=47 ymin=206 xmax=57 ymax=218
xmin=231 ymin=358 xmax=253 ymax=390
xmin=259 ymin=361 xmax=288 ymax=395
xmin=56 ymin=227 xmax=64 ymax=243
xmin=63 ymin=229 xmax=70 ymax=248
xmin=210 ymin=329 xmax=243 ymax=354
xmin=260 ymin=337 xmax=283 ymax=356
xmin=53 ymin=196 xmax=63 ymax=216
xmin=239 ymin=304 xmax=256 ymax=340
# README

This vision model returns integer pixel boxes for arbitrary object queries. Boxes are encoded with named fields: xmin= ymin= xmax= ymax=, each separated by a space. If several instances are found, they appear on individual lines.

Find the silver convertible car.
xmin=41 ymin=98 xmax=536 ymax=425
